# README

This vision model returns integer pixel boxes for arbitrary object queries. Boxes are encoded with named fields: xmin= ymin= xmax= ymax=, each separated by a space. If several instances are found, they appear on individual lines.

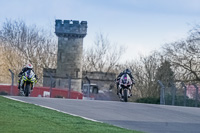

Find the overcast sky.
xmin=1 ymin=0 xmax=200 ymax=61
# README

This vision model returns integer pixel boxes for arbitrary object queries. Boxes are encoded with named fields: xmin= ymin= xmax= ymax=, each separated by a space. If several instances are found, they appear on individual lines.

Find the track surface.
xmin=6 ymin=96 xmax=200 ymax=133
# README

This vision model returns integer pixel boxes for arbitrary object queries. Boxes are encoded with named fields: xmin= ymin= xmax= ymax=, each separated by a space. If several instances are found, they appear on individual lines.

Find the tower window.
xmin=76 ymin=71 xmax=79 ymax=78
xmin=75 ymin=69 xmax=80 ymax=78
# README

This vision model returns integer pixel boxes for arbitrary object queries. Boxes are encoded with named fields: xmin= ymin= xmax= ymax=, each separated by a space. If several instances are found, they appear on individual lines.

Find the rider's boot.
xmin=116 ymin=84 xmax=119 ymax=95
xmin=31 ymin=84 xmax=34 ymax=91
xmin=20 ymin=79 xmax=23 ymax=91
xmin=19 ymin=86 xmax=23 ymax=92
xmin=129 ymin=84 xmax=134 ymax=97
xmin=19 ymin=85 xmax=24 ymax=96
xmin=129 ymin=89 xmax=132 ymax=97
xmin=18 ymin=83 xmax=20 ymax=90
xmin=18 ymin=80 xmax=21 ymax=90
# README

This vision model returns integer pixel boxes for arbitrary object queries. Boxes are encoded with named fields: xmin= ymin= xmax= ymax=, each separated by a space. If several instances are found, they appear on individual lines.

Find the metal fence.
xmin=158 ymin=80 xmax=200 ymax=107
xmin=1 ymin=69 xmax=73 ymax=98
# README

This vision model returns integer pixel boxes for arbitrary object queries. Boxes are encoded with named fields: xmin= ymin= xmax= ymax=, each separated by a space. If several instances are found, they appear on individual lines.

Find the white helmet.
xmin=25 ymin=64 xmax=33 ymax=69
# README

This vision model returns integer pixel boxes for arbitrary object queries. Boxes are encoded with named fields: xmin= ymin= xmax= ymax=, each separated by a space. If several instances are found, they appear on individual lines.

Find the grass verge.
xmin=0 ymin=96 xmax=142 ymax=133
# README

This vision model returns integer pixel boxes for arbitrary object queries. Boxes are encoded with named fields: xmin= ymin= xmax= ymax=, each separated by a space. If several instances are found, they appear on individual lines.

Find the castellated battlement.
xmin=55 ymin=19 xmax=87 ymax=38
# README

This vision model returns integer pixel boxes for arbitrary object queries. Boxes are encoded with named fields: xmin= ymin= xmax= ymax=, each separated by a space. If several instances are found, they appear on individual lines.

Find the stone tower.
xmin=55 ymin=19 xmax=87 ymax=92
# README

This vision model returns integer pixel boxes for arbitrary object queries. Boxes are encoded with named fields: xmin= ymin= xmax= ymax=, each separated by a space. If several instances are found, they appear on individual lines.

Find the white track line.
xmin=4 ymin=96 xmax=102 ymax=123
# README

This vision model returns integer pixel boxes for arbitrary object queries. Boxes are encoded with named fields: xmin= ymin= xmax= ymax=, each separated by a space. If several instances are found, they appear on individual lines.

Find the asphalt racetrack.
xmin=5 ymin=96 xmax=200 ymax=133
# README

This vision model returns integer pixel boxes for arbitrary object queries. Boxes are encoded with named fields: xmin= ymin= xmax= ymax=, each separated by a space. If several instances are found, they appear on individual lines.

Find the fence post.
xmin=193 ymin=84 xmax=199 ymax=107
xmin=47 ymin=71 xmax=55 ymax=98
xmin=85 ymin=76 xmax=91 ymax=99
xmin=170 ymin=82 xmax=176 ymax=106
xmin=181 ymin=82 xmax=187 ymax=106
xmin=8 ymin=69 xmax=14 ymax=96
xmin=66 ymin=74 xmax=71 ymax=99
xmin=157 ymin=80 xmax=165 ymax=105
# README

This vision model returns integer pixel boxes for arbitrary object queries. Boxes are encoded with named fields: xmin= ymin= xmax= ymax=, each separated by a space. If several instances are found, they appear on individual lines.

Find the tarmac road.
xmin=5 ymin=96 xmax=200 ymax=133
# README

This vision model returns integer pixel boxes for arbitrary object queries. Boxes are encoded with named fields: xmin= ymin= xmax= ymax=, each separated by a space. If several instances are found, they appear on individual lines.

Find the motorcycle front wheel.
xmin=124 ymin=89 xmax=128 ymax=102
xmin=24 ymin=83 xmax=31 ymax=97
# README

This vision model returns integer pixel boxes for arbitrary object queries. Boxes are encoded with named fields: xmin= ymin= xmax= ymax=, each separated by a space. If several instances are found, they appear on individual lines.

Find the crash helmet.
xmin=25 ymin=64 xmax=33 ymax=69
xmin=124 ymin=68 xmax=131 ymax=74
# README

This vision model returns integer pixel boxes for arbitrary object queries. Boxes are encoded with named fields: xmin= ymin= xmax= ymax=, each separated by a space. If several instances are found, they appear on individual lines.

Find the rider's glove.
xmin=132 ymin=79 xmax=135 ymax=84
xmin=18 ymin=72 xmax=23 ymax=77
xmin=35 ymin=75 xmax=38 ymax=80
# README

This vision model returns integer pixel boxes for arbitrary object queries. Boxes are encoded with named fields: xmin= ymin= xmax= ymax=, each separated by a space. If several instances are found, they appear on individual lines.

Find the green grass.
xmin=0 ymin=96 xmax=142 ymax=133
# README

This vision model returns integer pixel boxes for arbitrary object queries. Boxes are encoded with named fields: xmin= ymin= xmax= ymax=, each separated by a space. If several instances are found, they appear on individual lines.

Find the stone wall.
xmin=56 ymin=37 xmax=83 ymax=78
xmin=55 ymin=20 xmax=87 ymax=37
xmin=82 ymin=71 xmax=116 ymax=90
xmin=43 ymin=69 xmax=116 ymax=91
xmin=43 ymin=68 xmax=56 ymax=88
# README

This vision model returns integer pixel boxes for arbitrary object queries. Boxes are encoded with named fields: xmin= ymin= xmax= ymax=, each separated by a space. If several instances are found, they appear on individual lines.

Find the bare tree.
xmin=136 ymin=52 xmax=161 ymax=97
xmin=162 ymin=36 xmax=200 ymax=82
xmin=118 ymin=51 xmax=161 ymax=98
xmin=0 ymin=45 xmax=10 ymax=83
xmin=0 ymin=19 xmax=57 ymax=85
xmin=82 ymin=33 xmax=125 ymax=73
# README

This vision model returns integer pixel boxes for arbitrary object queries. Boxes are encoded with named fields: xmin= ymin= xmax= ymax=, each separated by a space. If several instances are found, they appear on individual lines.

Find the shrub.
xmin=54 ymin=95 xmax=64 ymax=98
xmin=164 ymin=94 xmax=200 ymax=107
xmin=135 ymin=97 xmax=160 ymax=104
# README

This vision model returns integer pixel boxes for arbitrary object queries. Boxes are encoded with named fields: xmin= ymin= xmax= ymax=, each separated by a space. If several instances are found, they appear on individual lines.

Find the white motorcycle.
xmin=118 ymin=74 xmax=133 ymax=102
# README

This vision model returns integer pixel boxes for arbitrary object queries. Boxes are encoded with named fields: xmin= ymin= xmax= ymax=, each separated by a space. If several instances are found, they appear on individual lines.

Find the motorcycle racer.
xmin=18 ymin=64 xmax=38 ymax=91
xmin=115 ymin=69 xmax=135 ymax=96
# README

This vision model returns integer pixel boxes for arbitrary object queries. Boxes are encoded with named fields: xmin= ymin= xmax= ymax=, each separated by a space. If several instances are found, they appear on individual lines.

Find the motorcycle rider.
xmin=115 ymin=68 xmax=135 ymax=96
xmin=18 ymin=64 xmax=37 ymax=91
